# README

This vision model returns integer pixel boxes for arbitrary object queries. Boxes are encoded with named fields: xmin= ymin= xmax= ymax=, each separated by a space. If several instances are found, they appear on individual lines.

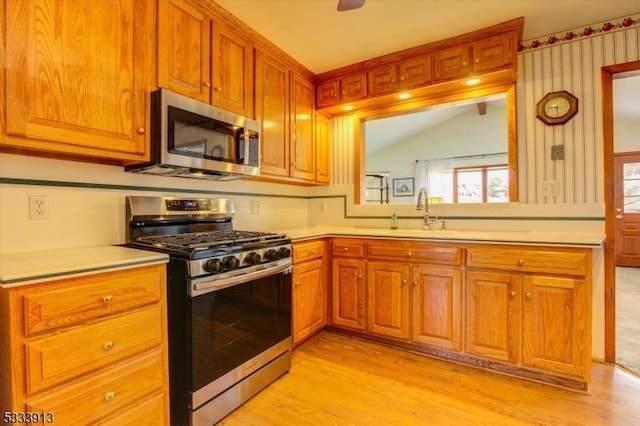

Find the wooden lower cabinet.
xmin=411 ymin=265 xmax=462 ymax=351
xmin=366 ymin=261 xmax=410 ymax=339
xmin=292 ymin=240 xmax=327 ymax=345
xmin=331 ymin=258 xmax=366 ymax=331
xmin=0 ymin=265 xmax=170 ymax=425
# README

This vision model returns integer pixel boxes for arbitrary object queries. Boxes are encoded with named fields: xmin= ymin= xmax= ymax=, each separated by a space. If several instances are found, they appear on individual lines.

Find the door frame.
xmin=601 ymin=60 xmax=640 ymax=363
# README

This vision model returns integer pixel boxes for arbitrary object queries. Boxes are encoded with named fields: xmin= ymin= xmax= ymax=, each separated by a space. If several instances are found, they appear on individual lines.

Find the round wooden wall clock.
xmin=536 ymin=90 xmax=578 ymax=125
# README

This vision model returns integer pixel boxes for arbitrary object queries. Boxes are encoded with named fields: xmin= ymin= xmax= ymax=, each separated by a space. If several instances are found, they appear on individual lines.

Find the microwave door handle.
xmin=243 ymin=132 xmax=250 ymax=165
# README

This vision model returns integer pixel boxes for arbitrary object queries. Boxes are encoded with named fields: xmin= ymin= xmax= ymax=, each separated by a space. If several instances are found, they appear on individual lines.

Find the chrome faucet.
xmin=416 ymin=187 xmax=436 ymax=230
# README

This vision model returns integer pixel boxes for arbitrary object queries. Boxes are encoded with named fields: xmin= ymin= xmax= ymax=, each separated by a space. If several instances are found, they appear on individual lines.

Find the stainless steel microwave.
xmin=126 ymin=89 xmax=260 ymax=180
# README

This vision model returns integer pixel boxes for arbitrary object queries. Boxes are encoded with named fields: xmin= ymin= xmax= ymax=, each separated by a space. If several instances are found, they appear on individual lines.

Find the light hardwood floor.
xmin=220 ymin=331 xmax=640 ymax=425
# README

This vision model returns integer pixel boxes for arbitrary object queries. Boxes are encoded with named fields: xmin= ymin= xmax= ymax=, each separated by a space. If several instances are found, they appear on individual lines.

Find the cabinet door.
xmin=315 ymin=112 xmax=331 ymax=184
xmin=472 ymin=33 xmax=513 ymax=72
xmin=340 ymin=73 xmax=368 ymax=102
xmin=398 ymin=55 xmax=432 ymax=89
xmin=255 ymin=49 xmax=290 ymax=177
xmin=466 ymin=271 xmax=521 ymax=362
xmin=292 ymin=259 xmax=326 ymax=345
xmin=368 ymin=64 xmax=397 ymax=96
xmin=433 ymin=45 xmax=471 ymax=81
xmin=331 ymin=258 xmax=365 ymax=330
xmin=316 ymin=80 xmax=339 ymax=107
xmin=522 ymin=275 xmax=590 ymax=379
xmin=4 ymin=0 xmax=155 ymax=162
xmin=411 ymin=265 xmax=462 ymax=351
xmin=289 ymin=72 xmax=315 ymax=180
xmin=158 ymin=0 xmax=211 ymax=103
xmin=212 ymin=20 xmax=254 ymax=117
xmin=367 ymin=261 xmax=410 ymax=339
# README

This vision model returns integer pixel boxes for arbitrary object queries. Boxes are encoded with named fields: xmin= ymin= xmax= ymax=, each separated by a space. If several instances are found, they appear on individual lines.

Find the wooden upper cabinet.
xmin=289 ymin=71 xmax=315 ymax=181
xmin=316 ymin=80 xmax=340 ymax=107
xmin=255 ymin=49 xmax=290 ymax=177
xmin=398 ymin=55 xmax=432 ymax=88
xmin=340 ymin=73 xmax=368 ymax=102
xmin=3 ymin=0 xmax=155 ymax=162
xmin=212 ymin=20 xmax=254 ymax=117
xmin=472 ymin=33 xmax=514 ymax=72
xmin=368 ymin=64 xmax=397 ymax=96
xmin=433 ymin=45 xmax=471 ymax=81
xmin=158 ymin=0 xmax=211 ymax=103
xmin=314 ymin=112 xmax=331 ymax=184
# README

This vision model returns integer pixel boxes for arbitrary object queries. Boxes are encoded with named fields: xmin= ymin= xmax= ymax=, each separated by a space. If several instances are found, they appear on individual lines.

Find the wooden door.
xmin=472 ymin=33 xmax=513 ymax=72
xmin=433 ymin=45 xmax=470 ymax=81
xmin=368 ymin=64 xmax=397 ymax=96
xmin=398 ymin=55 xmax=432 ymax=89
xmin=331 ymin=258 xmax=365 ymax=330
xmin=255 ymin=50 xmax=290 ymax=177
xmin=466 ymin=270 xmax=521 ymax=362
xmin=158 ymin=0 xmax=211 ymax=103
xmin=289 ymin=72 xmax=315 ymax=180
xmin=212 ymin=20 xmax=254 ymax=117
xmin=366 ymin=262 xmax=410 ymax=339
xmin=522 ymin=276 xmax=590 ymax=379
xmin=315 ymin=112 xmax=331 ymax=184
xmin=615 ymin=152 xmax=640 ymax=266
xmin=411 ymin=265 xmax=462 ymax=350
xmin=292 ymin=259 xmax=326 ymax=345
xmin=4 ymin=0 xmax=155 ymax=162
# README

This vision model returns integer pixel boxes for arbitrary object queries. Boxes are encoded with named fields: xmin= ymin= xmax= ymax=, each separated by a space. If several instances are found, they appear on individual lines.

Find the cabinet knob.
xmin=214 ymin=86 xmax=222 ymax=92
xmin=407 ymin=251 xmax=413 ymax=257
xmin=295 ymin=280 xmax=300 ymax=286
xmin=103 ymin=295 xmax=113 ymax=303
xmin=518 ymin=259 xmax=525 ymax=266
xmin=309 ymin=250 xmax=315 ymax=255
xmin=400 ymin=75 xmax=405 ymax=81
xmin=136 ymin=127 xmax=146 ymax=134
xmin=343 ymin=247 xmax=349 ymax=252
xmin=475 ymin=58 xmax=480 ymax=63
xmin=357 ymin=274 xmax=362 ymax=279
xmin=204 ymin=82 xmax=211 ymax=88
xmin=510 ymin=291 xmax=517 ymax=298
xmin=103 ymin=341 xmax=114 ymax=351
xmin=462 ymin=61 xmax=467 ymax=66
xmin=413 ymin=280 xmax=418 ymax=286
xmin=402 ymin=279 xmax=407 ymax=284
xmin=526 ymin=292 xmax=532 ymax=299
xmin=105 ymin=391 xmax=115 ymax=402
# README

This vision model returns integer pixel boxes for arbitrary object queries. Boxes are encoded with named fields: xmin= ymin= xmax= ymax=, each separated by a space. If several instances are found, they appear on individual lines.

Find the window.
xmin=454 ymin=165 xmax=509 ymax=203
xmin=623 ymin=162 xmax=640 ymax=213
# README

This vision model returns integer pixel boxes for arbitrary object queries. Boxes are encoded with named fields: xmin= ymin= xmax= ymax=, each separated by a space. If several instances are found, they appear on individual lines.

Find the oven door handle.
xmin=190 ymin=260 xmax=292 ymax=297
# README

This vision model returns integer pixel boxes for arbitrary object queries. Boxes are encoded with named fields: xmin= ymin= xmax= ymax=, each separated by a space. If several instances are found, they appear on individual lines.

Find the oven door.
xmin=189 ymin=262 xmax=292 ymax=410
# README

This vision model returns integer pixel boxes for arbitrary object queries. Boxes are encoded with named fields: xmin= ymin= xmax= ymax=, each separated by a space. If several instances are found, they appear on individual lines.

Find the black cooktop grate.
xmin=135 ymin=230 xmax=287 ymax=251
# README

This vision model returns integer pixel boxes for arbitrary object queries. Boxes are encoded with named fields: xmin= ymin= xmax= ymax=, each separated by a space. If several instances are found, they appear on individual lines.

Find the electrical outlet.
xmin=29 ymin=195 xmax=49 ymax=220
xmin=250 ymin=201 xmax=260 ymax=215
xmin=551 ymin=145 xmax=564 ymax=161
xmin=539 ymin=180 xmax=559 ymax=198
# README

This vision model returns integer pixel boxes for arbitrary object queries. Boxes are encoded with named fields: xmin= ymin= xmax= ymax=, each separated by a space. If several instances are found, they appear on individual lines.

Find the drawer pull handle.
xmin=407 ymin=252 xmax=413 ymax=257
xmin=105 ymin=391 xmax=115 ymax=402
xmin=103 ymin=341 xmax=114 ymax=351
xmin=343 ymin=247 xmax=349 ymax=252
xmin=526 ymin=292 xmax=532 ymax=299
xmin=518 ymin=259 xmax=525 ymax=266
xmin=510 ymin=291 xmax=517 ymax=298
xmin=103 ymin=295 xmax=113 ymax=303
xmin=309 ymin=250 xmax=316 ymax=255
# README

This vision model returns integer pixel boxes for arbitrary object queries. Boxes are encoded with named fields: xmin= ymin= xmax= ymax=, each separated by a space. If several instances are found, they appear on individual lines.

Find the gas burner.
xmin=136 ymin=230 xmax=287 ymax=252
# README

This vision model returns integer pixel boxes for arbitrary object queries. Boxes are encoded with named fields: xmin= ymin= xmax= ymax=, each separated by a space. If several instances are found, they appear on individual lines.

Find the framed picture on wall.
xmin=392 ymin=178 xmax=414 ymax=197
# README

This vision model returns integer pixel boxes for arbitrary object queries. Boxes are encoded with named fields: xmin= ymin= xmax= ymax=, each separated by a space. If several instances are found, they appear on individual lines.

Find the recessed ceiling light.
xmin=396 ymin=92 xmax=411 ymax=100
xmin=342 ymin=104 xmax=355 ymax=111
xmin=465 ymin=78 xmax=482 ymax=86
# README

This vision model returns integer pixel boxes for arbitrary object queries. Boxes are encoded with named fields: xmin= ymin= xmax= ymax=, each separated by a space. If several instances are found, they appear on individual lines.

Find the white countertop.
xmin=280 ymin=226 xmax=606 ymax=247
xmin=0 ymin=245 xmax=169 ymax=288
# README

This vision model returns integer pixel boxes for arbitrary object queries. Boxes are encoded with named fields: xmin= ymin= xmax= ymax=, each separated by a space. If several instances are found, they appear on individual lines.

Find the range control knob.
xmin=222 ymin=256 xmax=240 ymax=271
xmin=278 ymin=247 xmax=291 ymax=259
xmin=244 ymin=252 xmax=262 ymax=265
xmin=204 ymin=258 xmax=222 ymax=273
xmin=264 ymin=249 xmax=279 ymax=261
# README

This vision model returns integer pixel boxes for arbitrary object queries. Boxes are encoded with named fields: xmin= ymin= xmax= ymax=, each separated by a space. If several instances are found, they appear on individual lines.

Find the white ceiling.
xmin=214 ymin=0 xmax=640 ymax=74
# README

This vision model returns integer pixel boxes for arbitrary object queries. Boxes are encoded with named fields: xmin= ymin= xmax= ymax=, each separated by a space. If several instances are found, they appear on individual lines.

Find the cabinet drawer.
xmin=98 ymin=392 xmax=167 ymax=426
xmin=22 ymin=265 xmax=164 ymax=336
xmin=293 ymin=240 xmax=325 ymax=263
xmin=332 ymin=239 xmax=365 ymax=258
xmin=367 ymin=241 xmax=463 ymax=266
xmin=25 ymin=305 xmax=163 ymax=394
xmin=26 ymin=349 xmax=165 ymax=425
xmin=466 ymin=246 xmax=589 ymax=276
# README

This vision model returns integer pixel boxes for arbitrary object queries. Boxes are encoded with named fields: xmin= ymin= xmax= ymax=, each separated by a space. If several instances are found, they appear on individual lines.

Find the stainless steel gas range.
xmin=126 ymin=196 xmax=292 ymax=426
